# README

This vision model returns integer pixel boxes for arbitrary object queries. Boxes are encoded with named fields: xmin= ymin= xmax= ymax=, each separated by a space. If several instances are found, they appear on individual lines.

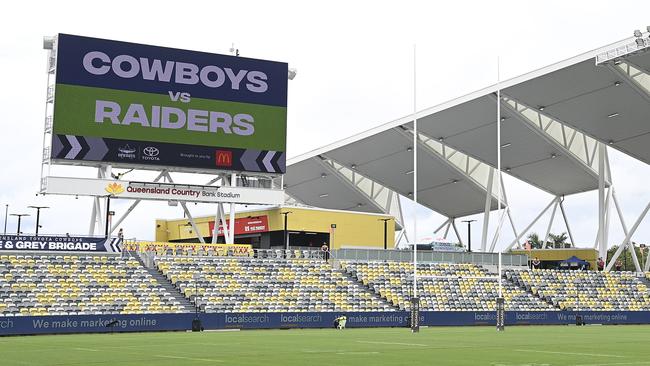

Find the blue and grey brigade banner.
xmin=0 ymin=235 xmax=121 ymax=253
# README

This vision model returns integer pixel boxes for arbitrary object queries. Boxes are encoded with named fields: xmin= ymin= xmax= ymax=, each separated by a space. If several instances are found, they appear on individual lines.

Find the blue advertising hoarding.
xmin=3 ymin=311 xmax=650 ymax=336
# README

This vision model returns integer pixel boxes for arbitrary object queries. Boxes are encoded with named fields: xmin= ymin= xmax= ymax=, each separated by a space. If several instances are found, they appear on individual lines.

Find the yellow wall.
xmin=511 ymin=248 xmax=598 ymax=269
xmin=155 ymin=207 xmax=395 ymax=249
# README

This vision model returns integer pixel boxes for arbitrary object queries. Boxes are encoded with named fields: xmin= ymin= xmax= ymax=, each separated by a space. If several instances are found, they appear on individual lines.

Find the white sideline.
xmin=513 ymin=349 xmax=625 ymax=358
xmin=156 ymin=354 xmax=224 ymax=363
xmin=570 ymin=362 xmax=650 ymax=366
xmin=356 ymin=340 xmax=428 ymax=347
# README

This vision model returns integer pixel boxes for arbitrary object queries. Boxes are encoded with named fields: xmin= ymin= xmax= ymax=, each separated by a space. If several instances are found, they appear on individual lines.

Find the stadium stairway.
xmin=639 ymin=275 xmax=650 ymax=293
xmin=132 ymin=252 xmax=197 ymax=313
xmin=504 ymin=271 xmax=560 ymax=310
xmin=338 ymin=267 xmax=401 ymax=310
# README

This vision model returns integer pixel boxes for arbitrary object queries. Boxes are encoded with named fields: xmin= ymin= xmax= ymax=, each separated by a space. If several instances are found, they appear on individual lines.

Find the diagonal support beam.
xmin=498 ymin=94 xmax=601 ymax=183
xmin=606 ymin=188 xmax=642 ymax=272
xmin=443 ymin=220 xmax=451 ymax=239
xmin=316 ymin=157 xmax=405 ymax=229
xmin=489 ymin=208 xmax=507 ymax=252
xmin=606 ymin=200 xmax=650 ymax=272
xmin=434 ymin=218 xmax=451 ymax=235
xmin=558 ymin=199 xmax=576 ymax=247
xmin=480 ymin=168 xmax=494 ymax=252
xmin=163 ymin=172 xmax=205 ymax=244
xmin=396 ymin=127 xmax=501 ymax=204
xmin=542 ymin=198 xmax=560 ymax=248
xmin=451 ymin=219 xmax=464 ymax=249
xmin=606 ymin=63 xmax=650 ymax=104
xmin=505 ymin=196 xmax=558 ymax=251
xmin=109 ymin=170 xmax=167 ymax=234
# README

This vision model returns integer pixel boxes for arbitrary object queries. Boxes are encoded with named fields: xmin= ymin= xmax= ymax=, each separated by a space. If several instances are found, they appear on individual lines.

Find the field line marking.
xmin=513 ymin=349 xmax=625 ymax=358
xmin=336 ymin=351 xmax=380 ymax=355
xmin=156 ymin=354 xmax=224 ymax=363
xmin=356 ymin=340 xmax=428 ymax=347
xmin=72 ymin=347 xmax=100 ymax=352
xmin=570 ymin=362 xmax=650 ymax=366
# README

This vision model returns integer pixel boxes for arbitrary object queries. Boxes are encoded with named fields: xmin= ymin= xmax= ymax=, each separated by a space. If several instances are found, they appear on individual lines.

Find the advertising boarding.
xmin=0 ymin=235 xmax=120 ymax=253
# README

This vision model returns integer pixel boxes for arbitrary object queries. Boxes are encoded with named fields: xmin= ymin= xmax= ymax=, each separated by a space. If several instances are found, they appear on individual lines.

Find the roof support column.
xmin=480 ymin=168 xmax=494 ymax=252
xmin=597 ymin=143 xmax=608 ymax=260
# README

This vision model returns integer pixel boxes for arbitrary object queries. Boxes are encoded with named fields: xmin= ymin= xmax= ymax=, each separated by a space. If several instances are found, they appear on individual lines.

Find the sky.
xmin=0 ymin=0 xmax=649 ymax=251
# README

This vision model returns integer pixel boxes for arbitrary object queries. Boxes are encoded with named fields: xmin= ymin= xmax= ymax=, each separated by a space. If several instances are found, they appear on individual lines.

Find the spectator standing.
xmin=531 ymin=257 xmax=541 ymax=270
xmin=321 ymin=243 xmax=329 ymax=262
xmin=597 ymin=257 xmax=605 ymax=271
xmin=615 ymin=259 xmax=622 ymax=271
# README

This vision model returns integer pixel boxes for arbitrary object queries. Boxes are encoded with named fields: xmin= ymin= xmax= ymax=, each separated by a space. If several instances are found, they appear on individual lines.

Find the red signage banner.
xmin=208 ymin=216 xmax=269 ymax=237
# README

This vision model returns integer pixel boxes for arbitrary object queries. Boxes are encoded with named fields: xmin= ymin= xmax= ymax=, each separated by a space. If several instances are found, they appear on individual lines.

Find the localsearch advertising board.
xmin=45 ymin=177 xmax=284 ymax=205
xmin=50 ymin=34 xmax=287 ymax=174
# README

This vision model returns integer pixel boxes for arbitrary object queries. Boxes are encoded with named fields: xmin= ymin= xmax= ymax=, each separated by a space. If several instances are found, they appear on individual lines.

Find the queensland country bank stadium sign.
xmin=49 ymin=34 xmax=288 ymax=174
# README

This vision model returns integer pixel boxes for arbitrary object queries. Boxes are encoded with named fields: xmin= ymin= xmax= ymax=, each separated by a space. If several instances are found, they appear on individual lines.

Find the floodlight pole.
xmin=104 ymin=196 xmax=112 ymax=238
xmin=282 ymin=211 xmax=292 ymax=250
xmin=379 ymin=218 xmax=390 ymax=250
xmin=28 ymin=206 xmax=49 ymax=236
xmin=11 ymin=214 xmax=30 ymax=235
xmin=3 ymin=204 xmax=8 ymax=235
xmin=462 ymin=220 xmax=476 ymax=252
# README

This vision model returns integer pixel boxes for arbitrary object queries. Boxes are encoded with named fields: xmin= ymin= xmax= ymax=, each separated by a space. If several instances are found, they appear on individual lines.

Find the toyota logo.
xmin=143 ymin=147 xmax=159 ymax=157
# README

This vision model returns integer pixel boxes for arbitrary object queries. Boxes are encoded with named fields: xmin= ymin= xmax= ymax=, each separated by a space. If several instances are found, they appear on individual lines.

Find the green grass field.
xmin=1 ymin=325 xmax=648 ymax=366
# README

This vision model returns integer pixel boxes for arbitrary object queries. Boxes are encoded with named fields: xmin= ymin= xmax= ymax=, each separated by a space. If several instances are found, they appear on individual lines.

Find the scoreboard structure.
xmin=39 ymin=34 xmax=290 ymax=244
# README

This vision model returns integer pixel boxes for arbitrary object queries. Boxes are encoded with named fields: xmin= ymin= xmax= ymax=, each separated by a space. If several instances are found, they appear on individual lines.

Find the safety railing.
xmin=330 ymin=248 xmax=528 ymax=267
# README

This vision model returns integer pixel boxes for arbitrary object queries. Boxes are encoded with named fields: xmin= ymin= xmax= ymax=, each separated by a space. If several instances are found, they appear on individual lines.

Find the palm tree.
xmin=526 ymin=233 xmax=543 ymax=249
xmin=549 ymin=232 xmax=569 ymax=248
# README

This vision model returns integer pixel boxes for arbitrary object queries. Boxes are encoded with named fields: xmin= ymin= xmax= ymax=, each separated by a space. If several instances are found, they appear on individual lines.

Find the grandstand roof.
xmin=286 ymin=34 xmax=650 ymax=218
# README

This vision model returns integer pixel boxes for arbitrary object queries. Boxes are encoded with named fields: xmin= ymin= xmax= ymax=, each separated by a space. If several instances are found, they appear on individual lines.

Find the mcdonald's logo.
xmin=215 ymin=150 xmax=233 ymax=167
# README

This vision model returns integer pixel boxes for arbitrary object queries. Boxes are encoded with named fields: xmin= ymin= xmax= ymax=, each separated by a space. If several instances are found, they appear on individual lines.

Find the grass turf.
xmin=0 ymin=325 xmax=648 ymax=366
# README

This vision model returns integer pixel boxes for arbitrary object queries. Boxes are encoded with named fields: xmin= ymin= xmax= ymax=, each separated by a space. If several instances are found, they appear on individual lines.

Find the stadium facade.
xmin=155 ymin=205 xmax=397 ymax=249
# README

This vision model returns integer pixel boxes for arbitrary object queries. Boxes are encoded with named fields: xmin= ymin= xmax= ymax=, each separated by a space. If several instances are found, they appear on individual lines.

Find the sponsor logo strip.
xmin=51 ymin=135 xmax=286 ymax=173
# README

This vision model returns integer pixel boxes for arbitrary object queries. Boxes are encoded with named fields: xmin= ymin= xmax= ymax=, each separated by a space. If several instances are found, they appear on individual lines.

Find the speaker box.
xmin=192 ymin=319 xmax=202 ymax=332
xmin=575 ymin=315 xmax=583 ymax=326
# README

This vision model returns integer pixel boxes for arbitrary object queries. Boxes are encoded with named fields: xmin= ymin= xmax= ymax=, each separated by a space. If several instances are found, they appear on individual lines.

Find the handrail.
xmin=331 ymin=248 xmax=528 ymax=266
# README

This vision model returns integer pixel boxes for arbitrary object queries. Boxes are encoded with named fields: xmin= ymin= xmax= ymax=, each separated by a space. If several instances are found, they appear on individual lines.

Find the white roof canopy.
xmin=286 ymin=33 xmax=650 ymax=219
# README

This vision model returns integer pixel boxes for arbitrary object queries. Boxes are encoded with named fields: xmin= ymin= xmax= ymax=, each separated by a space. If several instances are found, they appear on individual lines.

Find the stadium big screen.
xmin=50 ymin=34 xmax=288 ymax=174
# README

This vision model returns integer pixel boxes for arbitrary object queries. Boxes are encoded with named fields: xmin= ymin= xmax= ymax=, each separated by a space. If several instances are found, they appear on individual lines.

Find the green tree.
xmin=525 ymin=232 xmax=570 ymax=249
xmin=526 ymin=233 xmax=543 ymax=249
xmin=548 ymin=232 xmax=569 ymax=248
xmin=606 ymin=244 xmax=647 ymax=272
